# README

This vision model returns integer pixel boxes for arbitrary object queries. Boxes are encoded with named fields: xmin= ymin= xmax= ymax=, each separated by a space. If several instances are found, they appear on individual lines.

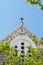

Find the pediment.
xmin=0 ymin=22 xmax=33 ymax=42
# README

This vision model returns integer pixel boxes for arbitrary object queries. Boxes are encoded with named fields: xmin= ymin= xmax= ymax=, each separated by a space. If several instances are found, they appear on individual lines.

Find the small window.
xmin=21 ymin=29 xmax=23 ymax=32
xmin=21 ymin=42 xmax=24 ymax=45
xmin=21 ymin=46 xmax=24 ymax=49
xmin=15 ymin=46 xmax=18 ymax=48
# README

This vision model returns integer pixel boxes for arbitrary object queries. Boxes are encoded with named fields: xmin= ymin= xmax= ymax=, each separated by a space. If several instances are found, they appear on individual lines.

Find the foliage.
xmin=0 ymin=41 xmax=43 ymax=65
xmin=38 ymin=37 xmax=43 ymax=45
xmin=31 ymin=34 xmax=38 ymax=46
xmin=25 ymin=46 xmax=43 ymax=65
xmin=40 ymin=37 xmax=43 ymax=43
xmin=31 ymin=34 xmax=36 ymax=41
xmin=26 ymin=0 xmax=43 ymax=10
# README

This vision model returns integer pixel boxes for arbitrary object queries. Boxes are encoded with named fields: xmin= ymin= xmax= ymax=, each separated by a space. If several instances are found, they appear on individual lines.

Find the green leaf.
xmin=26 ymin=0 xmax=30 ymax=3
xmin=33 ymin=0 xmax=40 ymax=4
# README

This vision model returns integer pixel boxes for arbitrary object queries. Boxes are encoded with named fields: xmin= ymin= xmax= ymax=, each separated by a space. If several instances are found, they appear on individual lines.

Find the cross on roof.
xmin=20 ymin=17 xmax=24 ymax=25
xmin=20 ymin=17 xmax=24 ymax=21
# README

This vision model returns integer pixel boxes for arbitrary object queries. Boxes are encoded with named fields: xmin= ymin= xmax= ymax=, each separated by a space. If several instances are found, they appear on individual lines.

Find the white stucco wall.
xmin=10 ymin=35 xmax=37 ymax=55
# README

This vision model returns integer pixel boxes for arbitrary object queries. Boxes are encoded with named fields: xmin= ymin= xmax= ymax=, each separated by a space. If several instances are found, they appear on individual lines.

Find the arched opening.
xmin=21 ymin=42 xmax=24 ymax=45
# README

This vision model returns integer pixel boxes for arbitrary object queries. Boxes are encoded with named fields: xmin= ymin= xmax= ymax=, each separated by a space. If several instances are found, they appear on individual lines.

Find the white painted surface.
xmin=10 ymin=35 xmax=37 ymax=55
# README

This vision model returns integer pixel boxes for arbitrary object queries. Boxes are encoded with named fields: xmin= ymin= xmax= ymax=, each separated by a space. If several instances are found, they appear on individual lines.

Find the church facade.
xmin=0 ymin=18 xmax=42 ymax=65
xmin=0 ymin=18 xmax=37 ymax=54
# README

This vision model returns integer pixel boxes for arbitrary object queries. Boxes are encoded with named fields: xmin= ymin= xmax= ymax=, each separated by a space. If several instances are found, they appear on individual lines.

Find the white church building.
xmin=0 ymin=17 xmax=37 ymax=54
xmin=0 ymin=18 xmax=43 ymax=65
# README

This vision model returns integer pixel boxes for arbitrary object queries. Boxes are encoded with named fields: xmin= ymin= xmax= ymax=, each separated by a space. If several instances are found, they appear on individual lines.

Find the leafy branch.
xmin=26 ymin=0 xmax=43 ymax=10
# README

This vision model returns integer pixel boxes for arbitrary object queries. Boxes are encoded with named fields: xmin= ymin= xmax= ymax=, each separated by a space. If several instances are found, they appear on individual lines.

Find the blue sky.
xmin=0 ymin=0 xmax=43 ymax=40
